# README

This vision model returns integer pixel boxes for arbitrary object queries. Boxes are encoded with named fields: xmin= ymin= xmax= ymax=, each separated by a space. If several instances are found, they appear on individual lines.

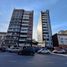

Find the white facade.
xmin=37 ymin=14 xmax=43 ymax=43
xmin=58 ymin=35 xmax=67 ymax=45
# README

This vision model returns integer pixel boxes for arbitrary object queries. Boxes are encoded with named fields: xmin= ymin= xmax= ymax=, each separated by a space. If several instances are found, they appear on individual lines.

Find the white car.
xmin=52 ymin=49 xmax=66 ymax=54
xmin=41 ymin=50 xmax=51 ymax=54
xmin=37 ymin=49 xmax=51 ymax=54
xmin=52 ymin=50 xmax=58 ymax=53
xmin=37 ymin=49 xmax=43 ymax=53
xmin=7 ymin=47 xmax=22 ymax=53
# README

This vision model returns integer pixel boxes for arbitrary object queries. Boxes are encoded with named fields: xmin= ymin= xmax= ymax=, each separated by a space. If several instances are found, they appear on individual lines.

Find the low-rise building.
xmin=52 ymin=31 xmax=67 ymax=49
xmin=0 ymin=32 xmax=6 ymax=47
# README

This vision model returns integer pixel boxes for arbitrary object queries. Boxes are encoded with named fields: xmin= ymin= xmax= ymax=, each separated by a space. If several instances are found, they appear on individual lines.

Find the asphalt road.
xmin=0 ymin=52 xmax=67 ymax=67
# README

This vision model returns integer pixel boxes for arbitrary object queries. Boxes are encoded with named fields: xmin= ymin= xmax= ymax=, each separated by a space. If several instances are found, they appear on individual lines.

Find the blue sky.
xmin=0 ymin=0 xmax=67 ymax=40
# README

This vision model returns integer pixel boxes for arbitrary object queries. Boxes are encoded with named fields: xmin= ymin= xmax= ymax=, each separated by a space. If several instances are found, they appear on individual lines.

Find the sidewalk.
xmin=52 ymin=53 xmax=67 ymax=57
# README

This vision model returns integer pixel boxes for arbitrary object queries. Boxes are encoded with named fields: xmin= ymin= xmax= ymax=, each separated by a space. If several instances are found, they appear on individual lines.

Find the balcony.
xmin=19 ymin=39 xmax=26 ymax=41
xmin=20 ymin=35 xmax=27 ymax=37
xmin=20 ymin=31 xmax=28 ymax=33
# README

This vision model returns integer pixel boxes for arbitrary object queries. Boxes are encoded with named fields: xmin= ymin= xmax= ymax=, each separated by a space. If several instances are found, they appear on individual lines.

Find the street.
xmin=0 ymin=52 xmax=67 ymax=67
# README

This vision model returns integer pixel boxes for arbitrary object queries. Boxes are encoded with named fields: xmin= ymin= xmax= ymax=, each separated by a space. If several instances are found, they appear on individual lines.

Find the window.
xmin=22 ymin=20 xmax=29 ymax=23
xmin=65 ymin=38 xmax=67 ymax=40
xmin=43 ymin=32 xmax=48 ymax=34
xmin=21 ymin=29 xmax=28 ymax=31
xmin=61 ymin=41 xmax=63 ymax=43
xmin=43 ymin=34 xmax=49 ymax=37
xmin=42 ymin=19 xmax=48 ymax=22
xmin=13 ymin=37 xmax=16 ymax=39
xmin=46 ymin=38 xmax=49 ymax=41
xmin=60 ymin=38 xmax=63 ymax=40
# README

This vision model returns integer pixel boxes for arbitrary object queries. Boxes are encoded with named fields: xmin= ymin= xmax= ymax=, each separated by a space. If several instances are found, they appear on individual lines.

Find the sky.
xmin=0 ymin=0 xmax=67 ymax=40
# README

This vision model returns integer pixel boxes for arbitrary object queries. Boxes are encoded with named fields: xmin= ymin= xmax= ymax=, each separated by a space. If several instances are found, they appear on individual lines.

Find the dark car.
xmin=18 ymin=46 xmax=35 ymax=56
xmin=0 ymin=47 xmax=6 ymax=52
xmin=33 ymin=47 xmax=40 ymax=52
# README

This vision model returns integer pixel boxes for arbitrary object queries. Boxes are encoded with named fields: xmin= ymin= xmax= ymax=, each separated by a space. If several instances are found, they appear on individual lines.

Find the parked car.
xmin=7 ymin=47 xmax=22 ymax=53
xmin=37 ymin=49 xmax=51 ymax=54
xmin=33 ymin=47 xmax=40 ymax=52
xmin=18 ymin=46 xmax=35 ymax=56
xmin=52 ymin=49 xmax=66 ymax=54
xmin=52 ymin=50 xmax=58 ymax=53
xmin=0 ymin=47 xmax=6 ymax=52
xmin=37 ymin=49 xmax=43 ymax=53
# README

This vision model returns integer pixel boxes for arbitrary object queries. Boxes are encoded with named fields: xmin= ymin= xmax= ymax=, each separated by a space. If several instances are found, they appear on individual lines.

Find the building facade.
xmin=4 ymin=9 xmax=33 ymax=47
xmin=52 ymin=31 xmax=67 ymax=49
xmin=37 ymin=10 xmax=52 ymax=47
xmin=0 ymin=32 xmax=6 ymax=47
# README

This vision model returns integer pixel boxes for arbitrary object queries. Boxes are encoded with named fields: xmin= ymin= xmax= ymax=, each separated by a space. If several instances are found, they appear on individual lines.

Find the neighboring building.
xmin=4 ymin=9 xmax=33 ymax=47
xmin=52 ymin=32 xmax=67 ymax=49
xmin=0 ymin=32 xmax=6 ymax=47
xmin=37 ymin=10 xmax=53 ymax=47
xmin=58 ymin=30 xmax=67 ymax=34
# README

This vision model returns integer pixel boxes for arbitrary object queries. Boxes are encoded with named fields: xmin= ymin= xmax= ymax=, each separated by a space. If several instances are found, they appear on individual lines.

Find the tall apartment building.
xmin=4 ymin=9 xmax=33 ymax=47
xmin=37 ymin=10 xmax=52 ymax=47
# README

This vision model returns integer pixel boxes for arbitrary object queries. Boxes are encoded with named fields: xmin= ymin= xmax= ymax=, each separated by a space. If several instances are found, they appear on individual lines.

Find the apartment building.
xmin=37 ymin=10 xmax=53 ymax=47
xmin=4 ymin=9 xmax=33 ymax=47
